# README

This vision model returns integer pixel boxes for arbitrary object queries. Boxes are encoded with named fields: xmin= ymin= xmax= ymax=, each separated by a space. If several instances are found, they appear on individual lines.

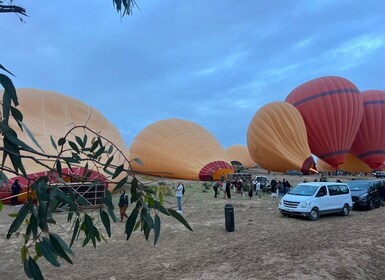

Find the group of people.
xmin=270 ymin=178 xmax=291 ymax=200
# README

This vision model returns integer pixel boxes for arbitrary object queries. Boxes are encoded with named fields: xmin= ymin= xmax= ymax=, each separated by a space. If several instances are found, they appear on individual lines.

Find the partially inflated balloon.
xmin=351 ymin=90 xmax=385 ymax=170
xmin=286 ymin=76 xmax=363 ymax=169
xmin=226 ymin=145 xmax=255 ymax=168
xmin=129 ymin=119 xmax=233 ymax=180
xmin=247 ymin=102 xmax=315 ymax=174
xmin=317 ymin=153 xmax=372 ymax=173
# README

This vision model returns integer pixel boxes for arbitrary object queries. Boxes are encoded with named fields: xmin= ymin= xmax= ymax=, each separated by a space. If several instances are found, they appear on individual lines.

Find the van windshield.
xmin=288 ymin=185 xmax=319 ymax=196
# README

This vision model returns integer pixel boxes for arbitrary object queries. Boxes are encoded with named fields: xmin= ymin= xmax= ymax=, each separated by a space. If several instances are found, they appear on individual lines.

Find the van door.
xmin=327 ymin=185 xmax=340 ymax=210
xmin=315 ymin=186 xmax=330 ymax=211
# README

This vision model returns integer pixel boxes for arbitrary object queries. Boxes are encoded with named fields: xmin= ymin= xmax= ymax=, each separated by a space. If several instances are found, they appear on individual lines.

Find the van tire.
xmin=309 ymin=207 xmax=320 ymax=221
xmin=368 ymin=199 xmax=374 ymax=210
xmin=341 ymin=204 xmax=350 ymax=216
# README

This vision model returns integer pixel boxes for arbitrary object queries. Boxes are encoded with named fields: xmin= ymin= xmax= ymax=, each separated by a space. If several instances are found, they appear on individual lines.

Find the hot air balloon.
xmin=350 ymin=90 xmax=385 ymax=170
xmin=225 ymin=145 xmax=256 ymax=168
xmin=1 ymin=88 xmax=128 ymax=193
xmin=285 ymin=76 xmax=363 ymax=169
xmin=316 ymin=158 xmax=334 ymax=173
xmin=129 ymin=118 xmax=233 ymax=180
xmin=247 ymin=102 xmax=315 ymax=174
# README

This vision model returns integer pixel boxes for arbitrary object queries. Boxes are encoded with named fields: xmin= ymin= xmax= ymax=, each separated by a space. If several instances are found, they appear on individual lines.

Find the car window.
xmin=337 ymin=185 xmax=349 ymax=194
xmin=317 ymin=186 xmax=327 ymax=196
xmin=327 ymin=185 xmax=339 ymax=196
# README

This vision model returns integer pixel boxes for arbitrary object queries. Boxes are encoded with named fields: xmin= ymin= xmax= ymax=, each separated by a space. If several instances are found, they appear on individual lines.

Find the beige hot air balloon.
xmin=129 ymin=118 xmax=233 ymax=180
xmin=247 ymin=102 xmax=315 ymax=174
xmin=1 ymin=88 xmax=128 ymax=192
xmin=317 ymin=153 xmax=373 ymax=173
xmin=225 ymin=145 xmax=255 ymax=168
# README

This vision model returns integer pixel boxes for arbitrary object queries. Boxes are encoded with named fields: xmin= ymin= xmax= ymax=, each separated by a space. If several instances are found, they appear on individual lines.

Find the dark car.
xmin=375 ymin=171 xmax=385 ymax=178
xmin=347 ymin=180 xmax=384 ymax=210
xmin=286 ymin=170 xmax=303 ymax=176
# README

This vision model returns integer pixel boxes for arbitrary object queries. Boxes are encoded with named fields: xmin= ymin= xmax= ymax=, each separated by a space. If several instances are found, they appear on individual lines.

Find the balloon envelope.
xmin=351 ymin=90 xmax=385 ymax=170
xmin=247 ymin=102 xmax=315 ymax=174
xmin=225 ymin=145 xmax=256 ymax=168
xmin=285 ymin=76 xmax=363 ymax=169
xmin=129 ymin=118 xmax=233 ymax=180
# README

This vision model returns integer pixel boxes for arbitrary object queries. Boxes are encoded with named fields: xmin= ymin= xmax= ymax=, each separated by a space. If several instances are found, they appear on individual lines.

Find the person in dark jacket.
xmin=225 ymin=180 xmax=231 ymax=199
xmin=118 ymin=189 xmax=129 ymax=222
xmin=11 ymin=179 xmax=22 ymax=205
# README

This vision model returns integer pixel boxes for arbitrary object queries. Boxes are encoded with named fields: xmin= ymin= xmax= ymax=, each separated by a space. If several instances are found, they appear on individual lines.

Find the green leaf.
xmin=7 ymin=200 xmax=32 ymax=239
xmin=23 ymin=258 xmax=31 ymax=279
xmin=0 ymin=200 xmax=3 ymax=212
xmin=50 ymin=135 xmax=57 ymax=151
xmin=103 ymin=155 xmax=114 ymax=171
xmin=56 ymin=160 xmax=62 ymax=178
xmin=82 ymin=134 xmax=88 ymax=148
xmin=10 ymin=106 xmax=23 ymax=130
xmin=21 ymin=245 xmax=28 ymax=263
xmin=50 ymin=233 xmax=74 ymax=255
xmin=49 ymin=233 xmax=73 ymax=264
xmin=154 ymin=214 xmax=161 ymax=245
xmin=125 ymin=207 xmax=139 ymax=240
xmin=93 ymin=146 xmax=105 ymax=159
xmin=159 ymin=191 xmax=164 ymax=206
xmin=68 ymin=141 xmax=79 ymax=153
xmin=40 ymin=239 xmax=60 ymax=267
xmin=58 ymin=138 xmax=66 ymax=146
xmin=153 ymin=201 xmax=170 ymax=216
xmin=21 ymin=122 xmax=44 ymax=152
xmin=167 ymin=209 xmax=193 ymax=232
xmin=112 ymin=164 xmax=124 ymax=179
xmin=75 ymin=136 xmax=83 ymax=148
xmin=133 ymin=158 xmax=144 ymax=166
xmin=103 ymin=190 xmax=116 ymax=223
xmin=100 ymin=209 xmax=111 ymax=238
xmin=70 ymin=218 xmax=80 ymax=248
xmin=0 ymin=64 xmax=15 ymax=76
xmin=113 ymin=176 xmax=128 ymax=192
xmin=90 ymin=140 xmax=99 ymax=152
xmin=27 ymin=257 xmax=44 ymax=280
xmin=84 ymin=214 xmax=96 ymax=248
xmin=108 ymin=145 xmax=114 ymax=154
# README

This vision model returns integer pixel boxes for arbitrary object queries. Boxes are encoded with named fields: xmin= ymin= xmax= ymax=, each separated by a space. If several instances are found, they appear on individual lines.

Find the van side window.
xmin=317 ymin=186 xmax=327 ymax=196
xmin=338 ymin=185 xmax=349 ymax=194
xmin=327 ymin=185 xmax=339 ymax=196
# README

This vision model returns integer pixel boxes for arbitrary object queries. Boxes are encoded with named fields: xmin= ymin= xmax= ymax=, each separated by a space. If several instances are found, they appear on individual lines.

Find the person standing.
xmin=256 ymin=181 xmax=262 ymax=200
xmin=11 ymin=179 xmax=22 ymax=205
xmin=225 ymin=180 xmax=231 ymax=199
xmin=271 ymin=182 xmax=278 ymax=201
xmin=277 ymin=181 xmax=284 ymax=198
xmin=176 ymin=181 xmax=184 ymax=213
xmin=118 ymin=189 xmax=129 ymax=222
xmin=213 ymin=181 xmax=220 ymax=198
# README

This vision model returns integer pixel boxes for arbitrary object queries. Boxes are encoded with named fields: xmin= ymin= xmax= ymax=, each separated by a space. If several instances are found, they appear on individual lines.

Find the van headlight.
xmin=299 ymin=201 xmax=311 ymax=208
xmin=279 ymin=199 xmax=283 ymax=205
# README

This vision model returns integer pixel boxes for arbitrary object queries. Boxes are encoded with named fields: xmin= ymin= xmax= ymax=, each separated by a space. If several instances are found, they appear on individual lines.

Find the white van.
xmin=278 ymin=182 xmax=353 ymax=221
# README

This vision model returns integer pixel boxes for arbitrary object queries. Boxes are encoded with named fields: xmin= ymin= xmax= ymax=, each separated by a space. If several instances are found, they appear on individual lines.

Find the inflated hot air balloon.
xmin=316 ymin=158 xmax=334 ymax=172
xmin=225 ymin=145 xmax=256 ymax=168
xmin=247 ymin=102 xmax=315 ymax=174
xmin=351 ymin=90 xmax=385 ymax=170
xmin=285 ymin=76 xmax=363 ymax=169
xmin=1 ymin=88 xmax=128 ymax=193
xmin=129 ymin=118 xmax=233 ymax=180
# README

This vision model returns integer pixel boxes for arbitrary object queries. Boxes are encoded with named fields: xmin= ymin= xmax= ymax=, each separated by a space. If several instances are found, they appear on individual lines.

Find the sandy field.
xmin=1 ymin=172 xmax=385 ymax=280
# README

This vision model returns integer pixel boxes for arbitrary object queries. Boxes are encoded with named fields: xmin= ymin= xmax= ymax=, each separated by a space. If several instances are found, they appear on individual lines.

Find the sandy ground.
xmin=1 ymin=173 xmax=385 ymax=280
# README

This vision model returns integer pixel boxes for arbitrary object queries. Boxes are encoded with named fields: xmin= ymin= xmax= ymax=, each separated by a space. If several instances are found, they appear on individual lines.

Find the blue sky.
xmin=2 ymin=0 xmax=385 ymax=149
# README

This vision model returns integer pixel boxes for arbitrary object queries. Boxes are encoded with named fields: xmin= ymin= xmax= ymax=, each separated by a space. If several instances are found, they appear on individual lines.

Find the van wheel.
xmin=309 ymin=207 xmax=320 ymax=221
xmin=341 ymin=204 xmax=350 ymax=216
xmin=367 ymin=199 xmax=375 ymax=210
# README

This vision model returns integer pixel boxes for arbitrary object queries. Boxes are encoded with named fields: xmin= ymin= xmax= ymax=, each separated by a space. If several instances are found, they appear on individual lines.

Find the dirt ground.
xmin=1 ymin=173 xmax=385 ymax=280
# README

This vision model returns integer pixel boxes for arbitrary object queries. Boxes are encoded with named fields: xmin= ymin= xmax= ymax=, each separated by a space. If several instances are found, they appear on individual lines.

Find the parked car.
xmin=375 ymin=171 xmax=385 ymax=178
xmin=347 ymin=180 xmax=383 ymax=210
xmin=278 ymin=182 xmax=353 ymax=221
xmin=254 ymin=176 xmax=270 ymax=190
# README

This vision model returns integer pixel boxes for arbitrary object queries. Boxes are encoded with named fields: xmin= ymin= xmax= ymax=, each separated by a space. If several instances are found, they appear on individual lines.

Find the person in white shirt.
xmin=256 ymin=181 xmax=262 ymax=199
xmin=175 ymin=181 xmax=184 ymax=213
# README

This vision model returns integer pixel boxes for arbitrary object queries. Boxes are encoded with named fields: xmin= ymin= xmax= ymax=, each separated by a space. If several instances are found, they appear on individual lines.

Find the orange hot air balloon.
xmin=317 ymin=153 xmax=372 ymax=173
xmin=350 ymin=90 xmax=385 ymax=170
xmin=225 ymin=145 xmax=256 ymax=168
xmin=247 ymin=102 xmax=315 ymax=174
xmin=129 ymin=119 xmax=233 ymax=180
xmin=0 ymin=88 xmax=128 ymax=192
xmin=285 ymin=76 xmax=363 ymax=169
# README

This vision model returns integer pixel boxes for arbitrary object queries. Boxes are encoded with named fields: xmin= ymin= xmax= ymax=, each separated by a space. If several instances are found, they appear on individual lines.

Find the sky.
xmin=2 ymin=0 xmax=385 ymax=149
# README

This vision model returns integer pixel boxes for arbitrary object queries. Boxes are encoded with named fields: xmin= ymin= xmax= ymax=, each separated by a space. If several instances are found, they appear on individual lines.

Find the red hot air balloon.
xmin=285 ymin=76 xmax=363 ymax=169
xmin=351 ymin=90 xmax=385 ymax=170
